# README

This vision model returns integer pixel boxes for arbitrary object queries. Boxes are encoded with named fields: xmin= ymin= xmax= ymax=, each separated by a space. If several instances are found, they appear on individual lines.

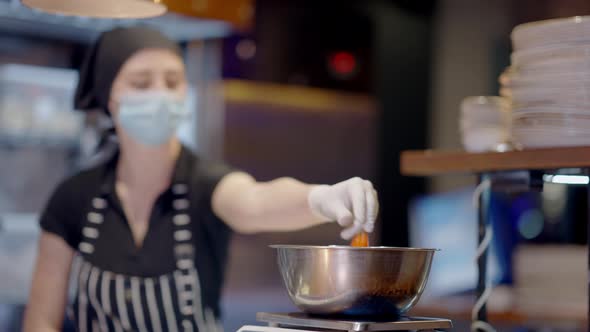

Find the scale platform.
xmin=237 ymin=312 xmax=453 ymax=332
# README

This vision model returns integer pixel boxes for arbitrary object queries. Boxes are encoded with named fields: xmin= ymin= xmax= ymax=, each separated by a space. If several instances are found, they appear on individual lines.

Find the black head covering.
xmin=74 ymin=26 xmax=182 ymax=112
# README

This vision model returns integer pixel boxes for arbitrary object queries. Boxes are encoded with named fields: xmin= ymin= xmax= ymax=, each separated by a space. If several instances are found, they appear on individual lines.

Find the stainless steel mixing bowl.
xmin=271 ymin=245 xmax=438 ymax=318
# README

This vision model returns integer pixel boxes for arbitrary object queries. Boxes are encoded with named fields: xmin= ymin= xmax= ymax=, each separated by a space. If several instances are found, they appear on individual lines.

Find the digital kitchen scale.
xmin=237 ymin=312 xmax=453 ymax=332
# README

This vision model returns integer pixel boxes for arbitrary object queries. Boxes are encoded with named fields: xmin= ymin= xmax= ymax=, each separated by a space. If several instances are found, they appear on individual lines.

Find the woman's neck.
xmin=116 ymin=139 xmax=182 ymax=192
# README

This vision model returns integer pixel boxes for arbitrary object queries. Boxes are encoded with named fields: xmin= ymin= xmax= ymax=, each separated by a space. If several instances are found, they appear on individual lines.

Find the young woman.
xmin=24 ymin=26 xmax=378 ymax=332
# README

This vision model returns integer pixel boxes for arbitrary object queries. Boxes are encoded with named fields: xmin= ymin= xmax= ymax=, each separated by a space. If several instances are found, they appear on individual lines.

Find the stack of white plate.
xmin=460 ymin=96 xmax=511 ymax=152
xmin=501 ymin=16 xmax=590 ymax=148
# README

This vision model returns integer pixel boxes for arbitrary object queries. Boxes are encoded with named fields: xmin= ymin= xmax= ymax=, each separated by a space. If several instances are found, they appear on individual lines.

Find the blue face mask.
xmin=116 ymin=92 xmax=189 ymax=146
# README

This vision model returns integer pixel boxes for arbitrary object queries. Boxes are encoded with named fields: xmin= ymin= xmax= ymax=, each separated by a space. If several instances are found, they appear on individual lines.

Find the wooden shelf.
xmin=401 ymin=146 xmax=590 ymax=176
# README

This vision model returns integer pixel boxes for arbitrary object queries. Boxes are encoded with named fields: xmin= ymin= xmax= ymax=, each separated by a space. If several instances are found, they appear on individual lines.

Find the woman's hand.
xmin=213 ymin=172 xmax=378 ymax=237
xmin=308 ymin=177 xmax=378 ymax=240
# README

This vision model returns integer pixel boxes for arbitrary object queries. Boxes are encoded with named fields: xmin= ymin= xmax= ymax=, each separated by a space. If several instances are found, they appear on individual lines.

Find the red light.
xmin=328 ymin=51 xmax=357 ymax=77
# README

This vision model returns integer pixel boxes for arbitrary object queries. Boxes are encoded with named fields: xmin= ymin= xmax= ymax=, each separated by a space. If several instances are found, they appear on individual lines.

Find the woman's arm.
xmin=23 ymin=232 xmax=74 ymax=332
xmin=212 ymin=172 xmax=378 ymax=238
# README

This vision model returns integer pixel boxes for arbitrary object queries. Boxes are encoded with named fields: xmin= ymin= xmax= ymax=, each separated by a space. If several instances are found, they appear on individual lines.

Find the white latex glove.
xmin=308 ymin=177 xmax=379 ymax=240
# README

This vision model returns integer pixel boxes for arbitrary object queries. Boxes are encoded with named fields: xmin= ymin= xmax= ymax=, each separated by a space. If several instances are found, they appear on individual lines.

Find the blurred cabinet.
xmin=0 ymin=213 xmax=39 ymax=304
xmin=222 ymin=79 xmax=377 ymax=183
xmin=0 ymin=64 xmax=84 ymax=214
xmin=0 ymin=64 xmax=83 ymax=147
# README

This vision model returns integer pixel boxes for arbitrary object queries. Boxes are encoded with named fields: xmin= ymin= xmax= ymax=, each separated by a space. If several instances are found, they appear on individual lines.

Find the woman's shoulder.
xmin=53 ymin=162 xmax=108 ymax=199
xmin=44 ymin=160 xmax=112 ymax=222
xmin=181 ymin=147 xmax=235 ymax=185
xmin=189 ymin=155 xmax=236 ymax=193
xmin=195 ymin=158 xmax=235 ymax=179
xmin=40 ymin=163 xmax=108 ymax=249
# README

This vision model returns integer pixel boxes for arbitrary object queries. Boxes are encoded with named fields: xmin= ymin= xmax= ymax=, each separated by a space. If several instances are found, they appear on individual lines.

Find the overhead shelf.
xmin=0 ymin=0 xmax=232 ymax=42
xmin=401 ymin=146 xmax=590 ymax=176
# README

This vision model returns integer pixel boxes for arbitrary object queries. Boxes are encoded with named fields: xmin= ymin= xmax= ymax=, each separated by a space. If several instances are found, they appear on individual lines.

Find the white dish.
xmin=512 ymin=16 xmax=590 ymax=50
xmin=510 ymin=64 xmax=590 ymax=76
xmin=513 ymin=129 xmax=590 ymax=135
xmin=513 ymin=117 xmax=590 ymax=129
xmin=514 ymin=129 xmax=590 ymax=136
xmin=510 ymin=43 xmax=590 ymax=66
xmin=514 ymin=59 xmax=590 ymax=73
xmin=512 ymin=128 xmax=590 ymax=138
xmin=514 ymin=35 xmax=590 ymax=51
xmin=513 ymin=128 xmax=590 ymax=137
xmin=503 ymin=78 xmax=590 ymax=90
xmin=511 ymin=99 xmax=590 ymax=109
xmin=503 ymin=70 xmax=590 ymax=88
xmin=513 ymin=136 xmax=590 ymax=148
xmin=508 ymin=87 xmax=590 ymax=105
xmin=512 ymin=106 xmax=590 ymax=116
xmin=512 ymin=105 xmax=590 ymax=114
xmin=513 ymin=115 xmax=590 ymax=124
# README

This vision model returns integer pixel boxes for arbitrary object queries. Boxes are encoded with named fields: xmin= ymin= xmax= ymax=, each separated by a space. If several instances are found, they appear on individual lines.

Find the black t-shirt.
xmin=40 ymin=145 xmax=234 ymax=315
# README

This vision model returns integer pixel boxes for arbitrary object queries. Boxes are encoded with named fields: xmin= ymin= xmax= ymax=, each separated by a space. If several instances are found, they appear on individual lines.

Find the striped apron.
xmin=69 ymin=183 xmax=222 ymax=332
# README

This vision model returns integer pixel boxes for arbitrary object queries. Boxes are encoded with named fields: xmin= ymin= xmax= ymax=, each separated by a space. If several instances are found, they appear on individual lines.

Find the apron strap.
xmin=170 ymin=182 xmax=196 ymax=270
xmin=79 ymin=183 xmax=196 ymax=267
xmin=78 ymin=196 xmax=108 ymax=255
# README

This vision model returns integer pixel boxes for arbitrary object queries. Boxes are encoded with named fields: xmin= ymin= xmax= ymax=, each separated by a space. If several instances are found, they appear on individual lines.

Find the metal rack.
xmin=400 ymin=146 xmax=590 ymax=330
